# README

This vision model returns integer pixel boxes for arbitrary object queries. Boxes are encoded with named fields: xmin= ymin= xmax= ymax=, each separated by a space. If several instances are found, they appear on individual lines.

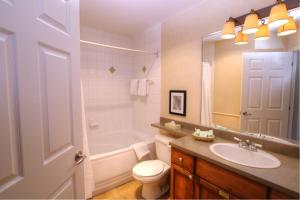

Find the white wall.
xmin=132 ymin=24 xmax=161 ymax=139
xmin=80 ymin=25 xmax=161 ymax=140
xmin=81 ymin=26 xmax=134 ymax=135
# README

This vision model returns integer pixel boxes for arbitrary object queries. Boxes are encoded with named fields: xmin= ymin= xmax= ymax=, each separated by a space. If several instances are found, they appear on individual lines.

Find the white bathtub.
xmin=88 ymin=130 xmax=155 ymax=195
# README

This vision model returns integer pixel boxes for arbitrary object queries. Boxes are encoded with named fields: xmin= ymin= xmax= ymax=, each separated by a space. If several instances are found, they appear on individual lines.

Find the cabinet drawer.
xmin=171 ymin=148 xmax=194 ymax=173
xmin=196 ymin=178 xmax=238 ymax=199
xmin=196 ymin=159 xmax=267 ymax=199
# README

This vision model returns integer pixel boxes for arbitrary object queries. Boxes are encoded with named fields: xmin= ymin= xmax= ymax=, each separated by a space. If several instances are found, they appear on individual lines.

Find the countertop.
xmin=170 ymin=135 xmax=300 ymax=197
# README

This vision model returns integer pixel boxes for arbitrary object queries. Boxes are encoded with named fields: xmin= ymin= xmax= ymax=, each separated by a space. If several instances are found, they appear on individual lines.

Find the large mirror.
xmin=202 ymin=10 xmax=299 ymax=145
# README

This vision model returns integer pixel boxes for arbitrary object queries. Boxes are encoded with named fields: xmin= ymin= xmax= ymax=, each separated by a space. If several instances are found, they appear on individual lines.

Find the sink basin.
xmin=210 ymin=143 xmax=281 ymax=169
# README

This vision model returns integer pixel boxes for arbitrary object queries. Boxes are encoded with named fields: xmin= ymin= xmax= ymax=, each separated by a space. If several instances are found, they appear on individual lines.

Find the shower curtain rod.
xmin=80 ymin=40 xmax=159 ymax=56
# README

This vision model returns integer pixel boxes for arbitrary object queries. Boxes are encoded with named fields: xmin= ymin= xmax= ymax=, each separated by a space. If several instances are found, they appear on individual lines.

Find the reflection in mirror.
xmin=201 ymin=9 xmax=299 ymax=145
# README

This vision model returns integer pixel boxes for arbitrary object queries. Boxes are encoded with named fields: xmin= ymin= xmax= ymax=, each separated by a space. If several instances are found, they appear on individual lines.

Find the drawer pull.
xmin=178 ymin=157 xmax=183 ymax=163
xmin=218 ymin=190 xmax=229 ymax=199
xmin=188 ymin=174 xmax=193 ymax=180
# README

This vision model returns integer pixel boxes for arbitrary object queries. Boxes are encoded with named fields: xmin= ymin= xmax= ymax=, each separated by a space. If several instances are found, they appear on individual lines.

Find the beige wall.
xmin=213 ymin=39 xmax=253 ymax=130
xmin=161 ymin=0 xmax=275 ymax=124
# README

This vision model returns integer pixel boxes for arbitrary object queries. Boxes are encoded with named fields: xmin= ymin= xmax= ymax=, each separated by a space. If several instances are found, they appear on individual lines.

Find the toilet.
xmin=132 ymin=134 xmax=174 ymax=199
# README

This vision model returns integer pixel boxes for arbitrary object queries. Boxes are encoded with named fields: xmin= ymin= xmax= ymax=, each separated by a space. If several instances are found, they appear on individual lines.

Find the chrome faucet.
xmin=234 ymin=137 xmax=263 ymax=152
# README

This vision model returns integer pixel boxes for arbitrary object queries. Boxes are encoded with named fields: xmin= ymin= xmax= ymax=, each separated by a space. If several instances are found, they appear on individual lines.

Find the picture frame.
xmin=169 ymin=90 xmax=186 ymax=116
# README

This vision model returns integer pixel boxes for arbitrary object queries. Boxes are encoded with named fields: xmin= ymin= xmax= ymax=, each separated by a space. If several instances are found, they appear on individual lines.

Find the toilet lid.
xmin=133 ymin=160 xmax=164 ymax=177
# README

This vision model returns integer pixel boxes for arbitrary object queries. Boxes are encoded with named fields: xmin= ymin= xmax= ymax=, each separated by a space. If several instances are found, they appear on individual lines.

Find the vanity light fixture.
xmin=278 ymin=16 xmax=297 ymax=36
xmin=221 ymin=17 xmax=236 ymax=39
xmin=255 ymin=20 xmax=270 ymax=40
xmin=268 ymin=0 xmax=289 ymax=27
xmin=235 ymin=30 xmax=249 ymax=45
xmin=243 ymin=9 xmax=259 ymax=34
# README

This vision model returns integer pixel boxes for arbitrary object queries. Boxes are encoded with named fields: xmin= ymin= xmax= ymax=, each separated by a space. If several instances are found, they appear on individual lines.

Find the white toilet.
xmin=132 ymin=134 xmax=174 ymax=199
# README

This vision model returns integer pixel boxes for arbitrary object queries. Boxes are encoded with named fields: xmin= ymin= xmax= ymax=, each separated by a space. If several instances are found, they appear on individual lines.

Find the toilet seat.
xmin=133 ymin=160 xmax=170 ymax=184
xmin=133 ymin=160 xmax=164 ymax=177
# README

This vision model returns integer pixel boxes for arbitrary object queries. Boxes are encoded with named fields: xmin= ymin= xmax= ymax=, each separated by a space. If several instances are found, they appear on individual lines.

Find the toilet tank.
xmin=155 ymin=134 xmax=175 ymax=165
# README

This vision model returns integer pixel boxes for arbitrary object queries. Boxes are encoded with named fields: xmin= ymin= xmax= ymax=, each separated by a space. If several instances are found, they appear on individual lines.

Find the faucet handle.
xmin=249 ymin=142 xmax=263 ymax=151
xmin=233 ymin=137 xmax=242 ymax=143
xmin=252 ymin=142 xmax=263 ymax=149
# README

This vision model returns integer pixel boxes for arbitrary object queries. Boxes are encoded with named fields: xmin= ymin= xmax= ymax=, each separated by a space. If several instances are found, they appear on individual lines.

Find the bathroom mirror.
xmin=201 ymin=11 xmax=300 ymax=145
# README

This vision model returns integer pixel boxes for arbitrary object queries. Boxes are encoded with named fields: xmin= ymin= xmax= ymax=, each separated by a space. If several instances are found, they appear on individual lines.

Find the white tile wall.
xmin=81 ymin=26 xmax=134 ymax=135
xmin=80 ymin=25 xmax=161 ymax=140
xmin=132 ymin=24 xmax=162 ymax=139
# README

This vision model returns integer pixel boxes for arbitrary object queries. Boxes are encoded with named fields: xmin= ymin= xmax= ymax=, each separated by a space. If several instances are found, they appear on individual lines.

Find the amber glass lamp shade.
xmin=255 ymin=24 xmax=270 ymax=40
xmin=269 ymin=0 xmax=289 ymax=27
xmin=278 ymin=16 xmax=297 ymax=36
xmin=243 ymin=10 xmax=259 ymax=34
xmin=222 ymin=18 xmax=236 ymax=39
xmin=235 ymin=31 xmax=249 ymax=45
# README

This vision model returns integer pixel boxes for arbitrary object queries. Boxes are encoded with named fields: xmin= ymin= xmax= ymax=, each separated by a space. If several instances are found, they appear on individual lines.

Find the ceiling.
xmin=80 ymin=0 xmax=201 ymax=36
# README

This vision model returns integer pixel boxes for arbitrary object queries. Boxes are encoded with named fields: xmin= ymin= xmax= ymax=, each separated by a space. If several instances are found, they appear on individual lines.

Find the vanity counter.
xmin=170 ymin=135 xmax=300 ymax=197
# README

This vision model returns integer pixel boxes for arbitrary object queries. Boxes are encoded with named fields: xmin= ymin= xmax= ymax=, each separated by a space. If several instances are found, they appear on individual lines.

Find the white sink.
xmin=210 ymin=143 xmax=281 ymax=169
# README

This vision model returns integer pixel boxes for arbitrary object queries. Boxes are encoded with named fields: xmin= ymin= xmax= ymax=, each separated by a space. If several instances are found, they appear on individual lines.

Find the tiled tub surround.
xmin=80 ymin=25 xmax=161 ymax=195
xmin=132 ymin=24 xmax=161 ymax=138
xmin=81 ymin=26 xmax=135 ymax=136
xmin=81 ymin=25 xmax=161 ymax=144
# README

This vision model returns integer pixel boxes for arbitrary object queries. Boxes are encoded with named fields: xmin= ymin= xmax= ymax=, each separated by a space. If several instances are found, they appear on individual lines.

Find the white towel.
xmin=130 ymin=79 xmax=139 ymax=95
xmin=137 ymin=79 xmax=149 ymax=96
xmin=132 ymin=142 xmax=150 ymax=160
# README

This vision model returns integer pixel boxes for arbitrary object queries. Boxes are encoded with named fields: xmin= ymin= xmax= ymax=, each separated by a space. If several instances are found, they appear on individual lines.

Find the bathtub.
xmin=88 ymin=130 xmax=155 ymax=195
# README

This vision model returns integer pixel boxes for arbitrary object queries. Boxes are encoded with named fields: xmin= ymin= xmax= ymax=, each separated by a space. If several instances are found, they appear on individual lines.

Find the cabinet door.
xmin=197 ymin=159 xmax=267 ymax=199
xmin=195 ymin=179 xmax=236 ymax=199
xmin=170 ymin=164 xmax=194 ymax=199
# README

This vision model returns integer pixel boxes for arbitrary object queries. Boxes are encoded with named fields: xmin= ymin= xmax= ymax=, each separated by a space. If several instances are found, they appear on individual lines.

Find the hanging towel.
xmin=201 ymin=62 xmax=213 ymax=127
xmin=132 ymin=142 xmax=150 ymax=160
xmin=130 ymin=79 xmax=139 ymax=95
xmin=137 ymin=79 xmax=149 ymax=96
xmin=81 ymin=81 xmax=95 ymax=199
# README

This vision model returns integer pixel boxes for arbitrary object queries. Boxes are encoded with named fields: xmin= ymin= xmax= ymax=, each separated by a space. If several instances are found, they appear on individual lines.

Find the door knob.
xmin=242 ymin=112 xmax=252 ymax=116
xmin=75 ymin=151 xmax=86 ymax=166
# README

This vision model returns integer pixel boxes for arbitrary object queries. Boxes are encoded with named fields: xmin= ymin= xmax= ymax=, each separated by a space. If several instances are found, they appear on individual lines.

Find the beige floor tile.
xmin=93 ymin=181 xmax=142 ymax=200
xmin=93 ymin=180 xmax=169 ymax=200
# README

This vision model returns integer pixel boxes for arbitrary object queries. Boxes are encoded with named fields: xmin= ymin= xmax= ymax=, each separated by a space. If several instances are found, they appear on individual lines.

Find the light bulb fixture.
xmin=278 ymin=16 xmax=297 ymax=36
xmin=222 ymin=17 xmax=236 ymax=39
xmin=243 ymin=9 xmax=259 ymax=34
xmin=235 ymin=31 xmax=249 ymax=45
xmin=269 ymin=0 xmax=289 ymax=28
xmin=255 ymin=20 xmax=270 ymax=40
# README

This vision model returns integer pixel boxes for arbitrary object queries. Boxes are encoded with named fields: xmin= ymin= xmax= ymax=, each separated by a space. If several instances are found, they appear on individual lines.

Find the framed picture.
xmin=169 ymin=90 xmax=186 ymax=116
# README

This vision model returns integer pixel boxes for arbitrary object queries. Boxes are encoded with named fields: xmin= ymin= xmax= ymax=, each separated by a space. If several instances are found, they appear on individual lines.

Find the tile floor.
xmin=93 ymin=180 xmax=169 ymax=199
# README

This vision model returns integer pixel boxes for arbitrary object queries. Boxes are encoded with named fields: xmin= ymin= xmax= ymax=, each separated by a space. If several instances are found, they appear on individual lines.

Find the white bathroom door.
xmin=241 ymin=52 xmax=292 ymax=138
xmin=0 ymin=0 xmax=84 ymax=199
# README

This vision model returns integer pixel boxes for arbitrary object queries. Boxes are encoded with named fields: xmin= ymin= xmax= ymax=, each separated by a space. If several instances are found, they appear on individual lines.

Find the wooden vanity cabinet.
xmin=170 ymin=164 xmax=194 ymax=199
xmin=170 ymin=147 xmax=296 ymax=199
xmin=170 ymin=148 xmax=195 ymax=199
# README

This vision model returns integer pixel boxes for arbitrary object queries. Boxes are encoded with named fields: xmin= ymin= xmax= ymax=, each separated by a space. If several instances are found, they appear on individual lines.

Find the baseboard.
xmin=92 ymin=171 xmax=134 ymax=196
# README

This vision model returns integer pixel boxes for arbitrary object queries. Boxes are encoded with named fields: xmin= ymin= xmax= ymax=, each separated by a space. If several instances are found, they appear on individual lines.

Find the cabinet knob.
xmin=178 ymin=157 xmax=183 ymax=163
xmin=218 ymin=190 xmax=229 ymax=199
xmin=188 ymin=174 xmax=193 ymax=180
